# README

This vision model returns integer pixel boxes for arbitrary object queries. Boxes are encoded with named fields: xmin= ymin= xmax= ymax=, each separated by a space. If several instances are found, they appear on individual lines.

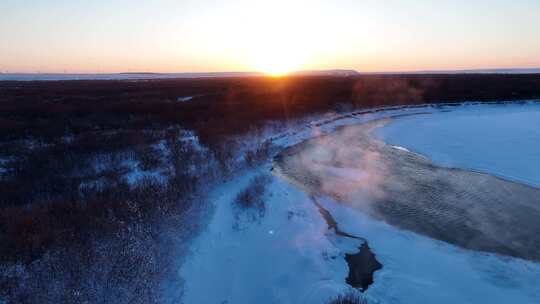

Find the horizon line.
xmin=2 ymin=68 xmax=540 ymax=81
xmin=2 ymin=67 xmax=540 ymax=75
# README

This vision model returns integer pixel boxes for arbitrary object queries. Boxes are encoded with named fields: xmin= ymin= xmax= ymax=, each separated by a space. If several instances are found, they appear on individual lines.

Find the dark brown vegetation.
xmin=234 ymin=174 xmax=271 ymax=210
xmin=0 ymin=128 xmax=215 ymax=303
xmin=1 ymin=74 xmax=540 ymax=144
xmin=232 ymin=174 xmax=272 ymax=229
xmin=0 ymin=74 xmax=539 ymax=303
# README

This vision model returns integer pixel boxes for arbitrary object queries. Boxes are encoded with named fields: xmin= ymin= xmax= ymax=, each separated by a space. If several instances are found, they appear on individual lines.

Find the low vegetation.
xmin=0 ymin=74 xmax=539 ymax=302
xmin=326 ymin=291 xmax=367 ymax=304
xmin=0 ymin=128 xmax=218 ymax=303
xmin=234 ymin=174 xmax=271 ymax=210
xmin=232 ymin=174 xmax=272 ymax=229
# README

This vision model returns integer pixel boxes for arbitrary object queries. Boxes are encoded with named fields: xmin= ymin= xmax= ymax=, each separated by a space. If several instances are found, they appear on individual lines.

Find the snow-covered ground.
xmin=375 ymin=102 xmax=540 ymax=187
xmin=319 ymin=194 xmax=540 ymax=304
xmin=179 ymin=167 xmax=357 ymax=304
xmin=178 ymin=101 xmax=540 ymax=304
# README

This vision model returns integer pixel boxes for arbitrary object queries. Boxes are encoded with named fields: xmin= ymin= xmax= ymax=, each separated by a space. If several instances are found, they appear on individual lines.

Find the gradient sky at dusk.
xmin=1 ymin=0 xmax=540 ymax=73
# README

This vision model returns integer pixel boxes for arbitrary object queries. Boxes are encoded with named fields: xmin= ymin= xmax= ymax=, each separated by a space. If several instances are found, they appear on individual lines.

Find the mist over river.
xmin=275 ymin=103 xmax=540 ymax=261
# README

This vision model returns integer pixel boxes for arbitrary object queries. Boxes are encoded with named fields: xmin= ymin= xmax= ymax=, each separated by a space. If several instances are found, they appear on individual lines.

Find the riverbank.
xmin=179 ymin=101 xmax=540 ymax=304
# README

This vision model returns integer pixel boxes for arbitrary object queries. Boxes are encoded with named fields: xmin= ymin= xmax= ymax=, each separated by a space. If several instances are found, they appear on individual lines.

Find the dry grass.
xmin=326 ymin=291 xmax=367 ymax=304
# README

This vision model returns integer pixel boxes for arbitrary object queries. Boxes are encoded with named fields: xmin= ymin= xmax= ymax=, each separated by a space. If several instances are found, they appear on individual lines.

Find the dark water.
xmin=345 ymin=242 xmax=382 ymax=292
xmin=312 ymin=197 xmax=382 ymax=291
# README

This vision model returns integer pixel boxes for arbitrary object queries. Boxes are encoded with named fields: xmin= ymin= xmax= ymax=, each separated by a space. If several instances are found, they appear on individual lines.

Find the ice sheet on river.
xmin=275 ymin=119 xmax=540 ymax=261
xmin=375 ymin=103 xmax=540 ymax=187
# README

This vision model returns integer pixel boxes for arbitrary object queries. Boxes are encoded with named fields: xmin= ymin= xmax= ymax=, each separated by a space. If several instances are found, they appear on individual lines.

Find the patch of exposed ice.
xmin=390 ymin=145 xmax=410 ymax=152
xmin=177 ymin=96 xmax=195 ymax=102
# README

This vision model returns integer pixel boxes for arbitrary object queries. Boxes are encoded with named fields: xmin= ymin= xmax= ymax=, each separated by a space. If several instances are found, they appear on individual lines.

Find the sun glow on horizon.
xmin=2 ymin=1 xmax=540 ymax=73
xmin=250 ymin=44 xmax=305 ymax=77
xmin=256 ymin=60 xmax=296 ymax=77
xmin=209 ymin=0 xmax=329 ymax=77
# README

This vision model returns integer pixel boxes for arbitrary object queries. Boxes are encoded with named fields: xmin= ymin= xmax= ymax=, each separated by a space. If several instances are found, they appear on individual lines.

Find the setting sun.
xmin=228 ymin=0 xmax=317 ymax=76
xmin=255 ymin=58 xmax=296 ymax=77
xmin=250 ymin=46 xmax=303 ymax=76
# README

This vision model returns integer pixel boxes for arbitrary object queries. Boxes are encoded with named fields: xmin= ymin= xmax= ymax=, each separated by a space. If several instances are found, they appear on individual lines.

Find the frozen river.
xmin=375 ymin=103 xmax=540 ymax=187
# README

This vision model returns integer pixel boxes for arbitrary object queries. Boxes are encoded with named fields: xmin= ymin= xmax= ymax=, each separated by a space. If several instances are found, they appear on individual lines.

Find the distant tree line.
xmin=0 ymin=74 xmax=539 ymax=303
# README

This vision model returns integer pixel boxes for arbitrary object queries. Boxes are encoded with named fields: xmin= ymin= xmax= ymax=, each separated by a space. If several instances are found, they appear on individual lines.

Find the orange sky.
xmin=2 ymin=0 xmax=540 ymax=74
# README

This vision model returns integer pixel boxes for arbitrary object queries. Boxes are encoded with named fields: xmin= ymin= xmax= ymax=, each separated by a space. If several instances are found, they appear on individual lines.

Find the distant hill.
xmin=2 ymin=68 xmax=539 ymax=81
xmin=291 ymin=69 xmax=360 ymax=77
xmin=0 ymin=72 xmax=265 ymax=81
xmin=364 ymin=68 xmax=540 ymax=75
xmin=0 ymin=70 xmax=360 ymax=81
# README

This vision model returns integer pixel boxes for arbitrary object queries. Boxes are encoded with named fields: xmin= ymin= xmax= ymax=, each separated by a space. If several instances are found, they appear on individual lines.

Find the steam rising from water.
xmin=279 ymin=120 xmax=391 ymax=205
xmin=275 ymin=119 xmax=540 ymax=261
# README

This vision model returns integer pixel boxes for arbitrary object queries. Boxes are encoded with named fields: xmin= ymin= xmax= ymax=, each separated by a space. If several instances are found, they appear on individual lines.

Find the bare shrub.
xmin=244 ymin=140 xmax=273 ymax=168
xmin=165 ymin=129 xmax=199 ymax=177
xmin=135 ymin=144 xmax=163 ymax=171
xmin=213 ymin=140 xmax=236 ymax=176
xmin=234 ymin=174 xmax=271 ymax=211
xmin=0 ymin=172 xmax=195 ymax=304
xmin=0 ymin=129 xmax=208 ymax=303
xmin=232 ymin=174 xmax=271 ymax=230
xmin=326 ymin=291 xmax=367 ymax=304
xmin=244 ymin=149 xmax=257 ymax=167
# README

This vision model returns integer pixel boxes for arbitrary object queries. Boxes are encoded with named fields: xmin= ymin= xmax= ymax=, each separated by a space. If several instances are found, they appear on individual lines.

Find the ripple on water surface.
xmin=275 ymin=106 xmax=540 ymax=261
